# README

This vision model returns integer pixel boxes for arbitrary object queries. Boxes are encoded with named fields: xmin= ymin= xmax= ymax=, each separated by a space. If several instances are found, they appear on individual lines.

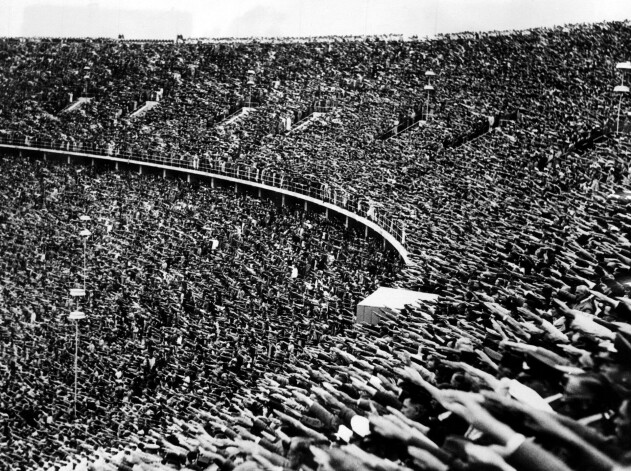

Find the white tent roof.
xmin=357 ymin=286 xmax=438 ymax=310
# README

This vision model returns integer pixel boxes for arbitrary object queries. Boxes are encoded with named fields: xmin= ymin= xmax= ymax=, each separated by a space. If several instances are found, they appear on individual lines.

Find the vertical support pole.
xmin=325 ymin=208 xmax=329 ymax=219
xmin=365 ymin=225 xmax=369 ymax=238
xmin=91 ymin=158 xmax=95 ymax=167
xmin=345 ymin=216 xmax=349 ymax=229
xmin=618 ymin=96 xmax=622 ymax=134
xmin=258 ymin=188 xmax=262 ymax=198
xmin=304 ymin=201 xmax=308 ymax=212
xmin=67 ymin=155 xmax=71 ymax=164
xmin=115 ymin=162 xmax=119 ymax=171
xmin=74 ymin=321 xmax=78 ymax=419
xmin=139 ymin=165 xmax=143 ymax=175
xmin=163 ymin=169 xmax=167 ymax=178
xmin=187 ymin=174 xmax=191 ymax=183
xmin=234 ymin=182 xmax=238 ymax=193
xmin=282 ymin=194 xmax=286 ymax=206
xmin=211 ymin=177 xmax=215 ymax=188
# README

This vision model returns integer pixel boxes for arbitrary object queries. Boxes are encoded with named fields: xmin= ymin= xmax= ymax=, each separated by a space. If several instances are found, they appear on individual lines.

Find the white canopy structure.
xmin=356 ymin=287 xmax=438 ymax=324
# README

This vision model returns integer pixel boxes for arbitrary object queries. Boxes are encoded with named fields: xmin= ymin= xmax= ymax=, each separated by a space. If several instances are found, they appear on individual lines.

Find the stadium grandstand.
xmin=1 ymin=14 xmax=631 ymax=471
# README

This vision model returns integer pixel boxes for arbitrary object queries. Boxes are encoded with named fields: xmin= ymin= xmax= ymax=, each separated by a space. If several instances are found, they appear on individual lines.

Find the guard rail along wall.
xmin=0 ymin=135 xmax=412 ymax=266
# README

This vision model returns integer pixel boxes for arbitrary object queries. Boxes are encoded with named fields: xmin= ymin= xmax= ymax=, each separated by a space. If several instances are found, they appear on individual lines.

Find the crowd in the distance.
xmin=0 ymin=19 xmax=631 ymax=471
xmin=1 ymin=22 xmax=629 ymax=242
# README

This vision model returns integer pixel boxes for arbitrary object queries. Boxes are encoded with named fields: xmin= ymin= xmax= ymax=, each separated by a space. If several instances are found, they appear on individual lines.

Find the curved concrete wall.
xmin=0 ymin=143 xmax=412 ymax=266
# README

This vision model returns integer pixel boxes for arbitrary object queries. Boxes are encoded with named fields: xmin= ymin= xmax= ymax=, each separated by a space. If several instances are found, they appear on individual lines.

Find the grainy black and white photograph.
xmin=1 ymin=0 xmax=631 ymax=470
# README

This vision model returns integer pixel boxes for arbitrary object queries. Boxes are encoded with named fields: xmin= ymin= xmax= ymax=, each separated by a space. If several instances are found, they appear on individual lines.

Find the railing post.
xmin=115 ymin=162 xmax=119 ymax=171
xmin=187 ymin=174 xmax=191 ymax=183
xmin=211 ymin=177 xmax=215 ymax=188
xmin=282 ymin=194 xmax=286 ymax=206
xmin=91 ymin=158 xmax=95 ymax=167
xmin=345 ymin=216 xmax=349 ymax=229
xmin=163 ymin=169 xmax=167 ymax=178
xmin=67 ymin=155 xmax=71 ymax=164
xmin=325 ymin=208 xmax=329 ymax=219
xmin=139 ymin=165 xmax=143 ymax=175
xmin=304 ymin=201 xmax=308 ymax=212
xmin=258 ymin=188 xmax=262 ymax=198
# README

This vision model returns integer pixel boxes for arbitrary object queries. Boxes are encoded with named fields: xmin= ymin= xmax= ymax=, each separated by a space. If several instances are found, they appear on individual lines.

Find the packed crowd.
xmin=0 ymin=155 xmax=399 ymax=469
xmin=1 ymin=22 xmax=629 ymax=239
xmin=0 ymin=19 xmax=630 ymax=471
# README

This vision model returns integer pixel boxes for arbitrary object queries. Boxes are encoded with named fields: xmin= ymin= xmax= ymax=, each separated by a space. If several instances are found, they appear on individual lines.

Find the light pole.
xmin=615 ymin=62 xmax=631 ymax=134
xmin=83 ymin=66 xmax=91 ymax=96
xmin=68 ymin=292 xmax=85 ymax=419
xmin=424 ymin=70 xmax=436 ymax=122
xmin=246 ymin=69 xmax=256 ymax=108
xmin=68 ymin=223 xmax=91 ymax=418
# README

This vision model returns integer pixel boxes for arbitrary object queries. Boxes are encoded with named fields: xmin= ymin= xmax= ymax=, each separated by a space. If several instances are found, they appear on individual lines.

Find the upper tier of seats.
xmin=2 ymin=23 xmax=630 ymax=280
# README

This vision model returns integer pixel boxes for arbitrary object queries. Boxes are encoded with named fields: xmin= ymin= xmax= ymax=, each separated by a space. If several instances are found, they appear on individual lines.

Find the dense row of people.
xmin=2 ymin=22 xmax=629 ymax=243
xmin=0 ymin=19 xmax=631 ymax=471
xmin=0 ymin=155 xmax=399 ymax=469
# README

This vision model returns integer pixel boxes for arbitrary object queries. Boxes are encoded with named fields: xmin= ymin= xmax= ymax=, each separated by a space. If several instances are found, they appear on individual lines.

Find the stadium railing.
xmin=0 ymin=134 xmax=410 ymax=264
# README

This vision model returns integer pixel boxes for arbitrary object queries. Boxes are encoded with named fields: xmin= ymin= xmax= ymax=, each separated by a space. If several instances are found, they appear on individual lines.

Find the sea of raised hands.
xmin=0 ymin=20 xmax=631 ymax=471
